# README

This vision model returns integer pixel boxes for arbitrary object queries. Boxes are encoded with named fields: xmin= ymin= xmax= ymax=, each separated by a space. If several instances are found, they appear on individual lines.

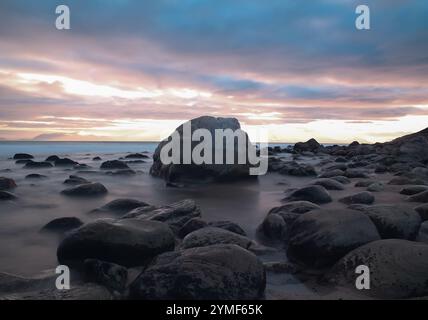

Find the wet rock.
xmin=283 ymin=185 xmax=332 ymax=205
xmin=415 ymin=204 xmax=428 ymax=221
xmin=354 ymin=180 xmax=374 ymax=187
xmin=0 ymin=191 xmax=17 ymax=201
xmin=326 ymin=239 xmax=428 ymax=299
xmin=407 ymin=190 xmax=428 ymax=203
xmin=55 ymin=158 xmax=78 ymax=167
xmin=15 ymin=159 xmax=32 ymax=165
xmin=124 ymin=153 xmax=150 ymax=159
xmin=100 ymin=160 xmax=130 ymax=170
xmin=360 ymin=205 xmax=421 ymax=240
xmin=182 ymin=227 xmax=252 ymax=249
xmin=23 ymin=161 xmax=53 ymax=169
xmin=335 ymin=157 xmax=347 ymax=163
xmin=339 ymin=191 xmax=375 ymax=205
xmin=45 ymin=155 xmax=60 ymax=162
xmin=287 ymin=209 xmax=380 ymax=268
xmin=279 ymin=162 xmax=317 ymax=177
xmin=129 ymin=244 xmax=266 ymax=300
xmin=318 ymin=169 xmax=345 ymax=178
xmin=389 ymin=177 xmax=426 ymax=185
xmin=61 ymin=183 xmax=108 ymax=197
xmin=178 ymin=218 xmax=208 ymax=238
xmin=123 ymin=199 xmax=201 ymax=233
xmin=93 ymin=156 xmax=102 ymax=161
xmin=367 ymin=182 xmax=384 ymax=192
xmin=13 ymin=153 xmax=34 ymax=160
xmin=150 ymin=116 xmax=256 ymax=183
xmin=25 ymin=174 xmax=47 ymax=180
xmin=83 ymin=259 xmax=128 ymax=293
xmin=57 ymin=219 xmax=175 ymax=267
xmin=324 ymin=163 xmax=348 ymax=171
xmin=90 ymin=198 xmax=149 ymax=215
xmin=40 ymin=217 xmax=84 ymax=234
xmin=293 ymin=138 xmax=321 ymax=153
xmin=331 ymin=176 xmax=351 ymax=184
xmin=257 ymin=214 xmax=287 ymax=242
xmin=311 ymin=178 xmax=345 ymax=190
xmin=417 ymin=222 xmax=428 ymax=243
xmin=0 ymin=177 xmax=17 ymax=190
xmin=207 ymin=221 xmax=247 ymax=236
xmin=74 ymin=164 xmax=91 ymax=170
xmin=63 ymin=175 xmax=90 ymax=185
xmin=344 ymin=169 xmax=369 ymax=179
xmin=269 ymin=201 xmax=320 ymax=214
xmin=400 ymin=185 xmax=428 ymax=196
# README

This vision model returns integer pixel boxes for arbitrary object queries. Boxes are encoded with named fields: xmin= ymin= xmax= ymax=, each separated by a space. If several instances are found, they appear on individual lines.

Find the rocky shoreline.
xmin=1 ymin=118 xmax=428 ymax=300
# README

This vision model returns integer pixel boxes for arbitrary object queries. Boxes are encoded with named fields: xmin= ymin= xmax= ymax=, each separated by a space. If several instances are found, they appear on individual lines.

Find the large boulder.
xmin=23 ymin=161 xmax=53 ymax=169
xmin=63 ymin=175 xmax=90 ymax=185
xmin=57 ymin=219 xmax=175 ymax=267
xmin=150 ymin=116 xmax=256 ymax=183
xmin=61 ymin=183 xmax=108 ymax=197
xmin=287 ymin=209 xmax=380 ymax=268
xmin=182 ymin=227 xmax=252 ymax=250
xmin=55 ymin=158 xmax=78 ymax=167
xmin=359 ymin=205 xmax=421 ymax=240
xmin=128 ymin=244 xmax=266 ymax=300
xmin=326 ymin=239 xmax=428 ymax=299
xmin=407 ymin=190 xmax=428 ymax=203
xmin=83 ymin=259 xmax=128 ymax=293
xmin=283 ymin=185 xmax=332 ymax=204
xmin=207 ymin=221 xmax=247 ymax=236
xmin=400 ymin=185 xmax=428 ymax=196
xmin=0 ymin=177 xmax=17 ymax=190
xmin=0 ymin=191 xmax=17 ymax=201
xmin=269 ymin=201 xmax=320 ymax=214
xmin=293 ymin=138 xmax=321 ymax=153
xmin=256 ymin=214 xmax=287 ymax=242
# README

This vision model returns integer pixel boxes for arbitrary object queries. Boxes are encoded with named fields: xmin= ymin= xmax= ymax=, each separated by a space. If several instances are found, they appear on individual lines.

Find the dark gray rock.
xmin=25 ymin=174 xmax=47 ymax=180
xmin=61 ymin=183 xmax=108 ymax=197
xmin=354 ymin=180 xmax=374 ymax=187
xmin=339 ymin=191 xmax=375 ymax=205
xmin=182 ymin=227 xmax=252 ymax=250
xmin=129 ymin=244 xmax=266 ymax=300
xmin=83 ymin=259 xmax=128 ymax=293
xmin=287 ymin=209 xmax=380 ymax=268
xmin=41 ymin=217 xmax=84 ymax=234
xmin=318 ymin=169 xmax=345 ymax=178
xmin=0 ymin=191 xmax=17 ymax=201
xmin=178 ymin=218 xmax=208 ymax=238
xmin=63 ymin=175 xmax=90 ymax=185
xmin=311 ymin=178 xmax=345 ymax=190
xmin=269 ymin=201 xmax=320 ymax=214
xmin=55 ymin=158 xmax=78 ymax=167
xmin=283 ymin=185 xmax=332 ymax=204
xmin=23 ymin=161 xmax=53 ymax=169
xmin=124 ymin=153 xmax=150 ymax=159
xmin=408 ymin=190 xmax=428 ymax=203
xmin=57 ymin=219 xmax=175 ymax=267
xmin=93 ymin=156 xmax=102 ymax=161
xmin=293 ymin=138 xmax=321 ymax=153
xmin=400 ymin=185 xmax=428 ymax=195
xmin=360 ymin=205 xmax=421 ymax=240
xmin=13 ymin=153 xmax=33 ymax=160
xmin=150 ymin=116 xmax=256 ymax=183
xmin=45 ymin=155 xmax=60 ymax=162
xmin=123 ymin=199 xmax=201 ymax=233
xmin=90 ymin=198 xmax=149 ymax=215
xmin=0 ymin=177 xmax=16 ymax=190
xmin=257 ymin=214 xmax=287 ymax=242
xmin=207 ymin=221 xmax=247 ymax=236
xmin=416 ymin=204 xmax=428 ymax=221
xmin=345 ymin=169 xmax=369 ymax=179
xmin=331 ymin=176 xmax=351 ymax=184
xmin=100 ymin=160 xmax=130 ymax=170
xmin=326 ymin=239 xmax=428 ymax=299
xmin=417 ymin=222 xmax=428 ymax=243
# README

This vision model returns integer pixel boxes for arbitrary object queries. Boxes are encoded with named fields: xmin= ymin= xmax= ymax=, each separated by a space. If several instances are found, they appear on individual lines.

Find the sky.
xmin=0 ymin=0 xmax=427 ymax=143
